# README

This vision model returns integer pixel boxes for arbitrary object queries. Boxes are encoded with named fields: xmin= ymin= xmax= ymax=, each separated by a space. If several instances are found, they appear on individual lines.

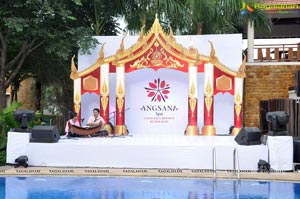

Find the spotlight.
xmin=266 ymin=111 xmax=289 ymax=136
xmin=14 ymin=155 xmax=28 ymax=168
xmin=257 ymin=159 xmax=270 ymax=172
xmin=13 ymin=110 xmax=35 ymax=132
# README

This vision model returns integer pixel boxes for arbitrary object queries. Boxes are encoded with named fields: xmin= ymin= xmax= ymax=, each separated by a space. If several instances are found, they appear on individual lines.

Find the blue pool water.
xmin=0 ymin=176 xmax=299 ymax=199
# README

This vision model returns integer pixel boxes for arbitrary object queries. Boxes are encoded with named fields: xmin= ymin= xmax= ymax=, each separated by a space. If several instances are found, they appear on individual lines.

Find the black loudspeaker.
xmin=234 ymin=127 xmax=262 ymax=145
xmin=30 ymin=126 xmax=60 ymax=143
xmin=295 ymin=70 xmax=300 ymax=97
xmin=294 ymin=139 xmax=300 ymax=163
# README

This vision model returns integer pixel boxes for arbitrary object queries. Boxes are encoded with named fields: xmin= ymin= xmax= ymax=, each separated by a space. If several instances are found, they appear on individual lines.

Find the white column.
xmin=247 ymin=20 xmax=254 ymax=62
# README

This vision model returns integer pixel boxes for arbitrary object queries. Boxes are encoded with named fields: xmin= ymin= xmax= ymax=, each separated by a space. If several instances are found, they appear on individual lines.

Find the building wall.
xmin=17 ymin=78 xmax=36 ymax=110
xmin=244 ymin=64 xmax=300 ymax=127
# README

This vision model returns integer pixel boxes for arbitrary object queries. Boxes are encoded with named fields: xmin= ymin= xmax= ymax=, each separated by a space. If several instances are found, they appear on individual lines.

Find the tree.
xmin=116 ymin=0 xmax=189 ymax=34
xmin=0 ymin=0 xmax=97 ymax=109
xmin=239 ymin=1 xmax=272 ymax=62
xmin=184 ymin=0 xmax=271 ymax=35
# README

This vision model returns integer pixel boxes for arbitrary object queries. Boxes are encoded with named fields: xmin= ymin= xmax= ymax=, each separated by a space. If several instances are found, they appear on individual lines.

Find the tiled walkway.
xmin=1 ymin=165 xmax=300 ymax=181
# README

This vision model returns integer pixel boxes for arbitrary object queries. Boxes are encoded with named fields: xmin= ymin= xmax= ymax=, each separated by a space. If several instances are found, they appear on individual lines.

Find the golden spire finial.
xmin=189 ymin=36 xmax=194 ymax=49
xmin=70 ymin=55 xmax=78 ymax=80
xmin=188 ymin=36 xmax=197 ymax=56
xmin=138 ymin=25 xmax=145 ymax=43
xmin=120 ymin=36 xmax=125 ymax=51
xmin=152 ymin=17 xmax=161 ymax=34
xmin=237 ymin=53 xmax=247 ymax=78
xmin=100 ymin=42 xmax=106 ymax=58
xmin=208 ymin=40 xmax=219 ymax=64
xmin=115 ymin=35 xmax=126 ymax=60
xmin=168 ymin=25 xmax=175 ymax=42
xmin=96 ymin=42 xmax=106 ymax=65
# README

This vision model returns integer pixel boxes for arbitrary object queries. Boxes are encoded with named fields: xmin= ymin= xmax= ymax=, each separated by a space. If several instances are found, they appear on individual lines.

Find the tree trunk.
xmin=35 ymin=79 xmax=42 ymax=111
xmin=197 ymin=22 xmax=203 ymax=35
xmin=10 ymin=86 xmax=14 ymax=103
xmin=10 ymin=83 xmax=18 ymax=102
xmin=0 ymin=81 xmax=7 ymax=109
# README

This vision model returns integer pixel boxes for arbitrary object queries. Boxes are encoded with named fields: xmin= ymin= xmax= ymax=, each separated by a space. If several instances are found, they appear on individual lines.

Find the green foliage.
xmin=0 ymin=102 xmax=22 ymax=150
xmin=0 ymin=150 xmax=6 ymax=166
xmin=28 ymin=111 xmax=45 ymax=128
xmin=0 ymin=0 xmax=100 ymax=109
xmin=183 ymin=0 xmax=272 ymax=35
xmin=120 ymin=0 xmax=189 ymax=34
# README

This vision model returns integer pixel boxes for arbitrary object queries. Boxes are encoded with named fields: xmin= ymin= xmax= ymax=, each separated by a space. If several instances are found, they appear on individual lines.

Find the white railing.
xmin=213 ymin=147 xmax=216 ymax=178
xmin=233 ymin=148 xmax=241 ymax=179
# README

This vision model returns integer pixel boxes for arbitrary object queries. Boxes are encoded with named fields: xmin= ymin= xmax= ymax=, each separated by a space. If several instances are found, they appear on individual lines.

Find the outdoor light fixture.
xmin=266 ymin=111 xmax=289 ymax=135
xmin=13 ymin=110 xmax=35 ymax=131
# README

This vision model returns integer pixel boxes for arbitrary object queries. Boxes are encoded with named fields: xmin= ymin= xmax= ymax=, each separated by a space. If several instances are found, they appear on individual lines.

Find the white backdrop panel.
xmin=125 ymin=68 xmax=188 ymax=136
xmin=78 ymin=34 xmax=242 ymax=135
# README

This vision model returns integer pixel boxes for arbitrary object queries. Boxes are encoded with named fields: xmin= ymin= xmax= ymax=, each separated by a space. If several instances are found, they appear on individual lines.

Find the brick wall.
xmin=18 ymin=78 xmax=36 ymax=110
xmin=244 ymin=64 xmax=300 ymax=128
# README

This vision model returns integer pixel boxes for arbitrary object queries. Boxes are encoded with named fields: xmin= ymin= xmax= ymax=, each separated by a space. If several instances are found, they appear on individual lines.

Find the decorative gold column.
xmin=73 ymin=78 xmax=81 ymax=122
xmin=114 ymin=65 xmax=128 ymax=136
xmin=232 ymin=55 xmax=246 ymax=136
xmin=100 ymin=63 xmax=113 ymax=135
xmin=232 ymin=77 xmax=244 ymax=136
xmin=185 ymin=64 xmax=199 ymax=135
xmin=202 ymin=63 xmax=216 ymax=135
xmin=70 ymin=55 xmax=82 ymax=122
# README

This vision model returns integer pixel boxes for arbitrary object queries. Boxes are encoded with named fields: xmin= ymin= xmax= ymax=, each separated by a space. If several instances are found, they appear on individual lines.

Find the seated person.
xmin=87 ymin=108 xmax=109 ymax=137
xmin=65 ymin=113 xmax=81 ymax=138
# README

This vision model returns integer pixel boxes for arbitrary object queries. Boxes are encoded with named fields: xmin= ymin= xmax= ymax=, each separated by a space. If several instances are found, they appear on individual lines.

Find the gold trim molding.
xmin=185 ymin=125 xmax=200 ymax=136
xmin=232 ymin=128 xmax=241 ymax=136
xmin=70 ymin=55 xmax=79 ymax=80
xmin=202 ymin=125 xmax=216 ymax=136
xmin=77 ymin=18 xmax=239 ymax=77
xmin=114 ymin=125 xmax=128 ymax=136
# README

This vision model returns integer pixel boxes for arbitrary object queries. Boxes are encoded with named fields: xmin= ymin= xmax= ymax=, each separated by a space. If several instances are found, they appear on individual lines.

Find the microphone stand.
xmin=109 ymin=108 xmax=130 ymax=137
xmin=122 ymin=108 xmax=130 ymax=136
xmin=109 ymin=110 xmax=116 ymax=137
xmin=60 ymin=105 xmax=74 ymax=119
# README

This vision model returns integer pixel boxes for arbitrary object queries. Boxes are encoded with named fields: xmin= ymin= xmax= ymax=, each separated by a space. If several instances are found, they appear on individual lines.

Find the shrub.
xmin=0 ymin=102 xmax=21 ymax=151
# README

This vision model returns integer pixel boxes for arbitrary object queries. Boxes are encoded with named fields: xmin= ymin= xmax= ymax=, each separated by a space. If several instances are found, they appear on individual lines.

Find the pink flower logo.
xmin=145 ymin=78 xmax=170 ymax=102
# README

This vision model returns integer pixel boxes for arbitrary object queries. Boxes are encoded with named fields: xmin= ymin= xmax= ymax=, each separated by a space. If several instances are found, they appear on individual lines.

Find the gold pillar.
xmin=100 ymin=63 xmax=113 ymax=135
xmin=232 ymin=77 xmax=244 ymax=136
xmin=73 ymin=78 xmax=81 ymax=120
xmin=185 ymin=64 xmax=199 ymax=135
xmin=202 ymin=63 xmax=216 ymax=135
xmin=114 ymin=65 xmax=127 ymax=136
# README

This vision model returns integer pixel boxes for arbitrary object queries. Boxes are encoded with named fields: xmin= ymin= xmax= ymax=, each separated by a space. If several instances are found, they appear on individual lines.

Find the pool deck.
xmin=0 ymin=165 xmax=300 ymax=181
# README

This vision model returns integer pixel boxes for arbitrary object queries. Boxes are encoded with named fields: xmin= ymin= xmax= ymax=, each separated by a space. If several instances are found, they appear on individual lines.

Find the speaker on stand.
xmin=30 ymin=126 xmax=60 ymax=143
xmin=234 ymin=127 xmax=262 ymax=145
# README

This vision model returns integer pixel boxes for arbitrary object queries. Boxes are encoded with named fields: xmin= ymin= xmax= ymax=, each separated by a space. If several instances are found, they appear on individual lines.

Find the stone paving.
xmin=1 ymin=165 xmax=300 ymax=181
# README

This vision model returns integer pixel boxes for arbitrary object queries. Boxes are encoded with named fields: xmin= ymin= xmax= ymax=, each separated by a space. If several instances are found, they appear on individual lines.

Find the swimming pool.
xmin=0 ymin=176 xmax=299 ymax=199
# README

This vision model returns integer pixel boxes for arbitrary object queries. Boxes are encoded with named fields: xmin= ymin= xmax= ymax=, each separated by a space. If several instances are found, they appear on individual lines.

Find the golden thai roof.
xmin=76 ymin=18 xmax=242 ymax=78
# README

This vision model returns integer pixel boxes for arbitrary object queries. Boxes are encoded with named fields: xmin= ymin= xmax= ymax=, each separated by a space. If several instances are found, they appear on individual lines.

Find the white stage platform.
xmin=6 ymin=132 xmax=293 ymax=171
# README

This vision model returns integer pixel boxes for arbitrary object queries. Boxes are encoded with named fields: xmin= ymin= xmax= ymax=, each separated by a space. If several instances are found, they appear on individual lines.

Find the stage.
xmin=6 ymin=132 xmax=293 ymax=171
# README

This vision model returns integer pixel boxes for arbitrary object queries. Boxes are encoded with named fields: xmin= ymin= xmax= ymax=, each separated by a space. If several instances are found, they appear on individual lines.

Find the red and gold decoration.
xmin=232 ymin=55 xmax=246 ymax=136
xmin=202 ymin=63 xmax=216 ymax=136
xmin=71 ymin=17 xmax=246 ymax=136
xmin=100 ymin=62 xmax=112 ymax=135
xmin=186 ymin=64 xmax=199 ymax=135
xmin=70 ymin=55 xmax=82 ymax=122
xmin=115 ymin=65 xmax=127 ymax=136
